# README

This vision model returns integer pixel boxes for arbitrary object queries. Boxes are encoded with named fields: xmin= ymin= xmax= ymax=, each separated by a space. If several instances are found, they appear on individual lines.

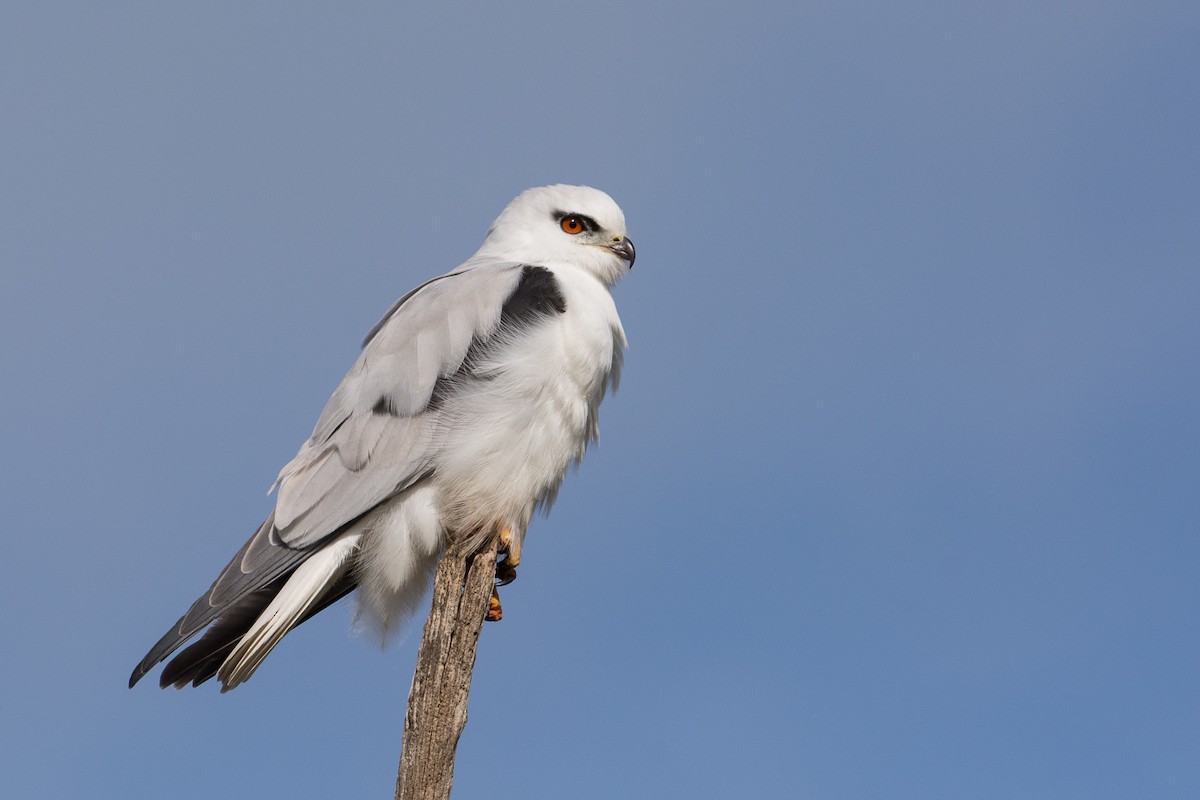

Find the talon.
xmin=495 ymin=561 xmax=517 ymax=587
xmin=496 ymin=525 xmax=521 ymax=587
xmin=486 ymin=587 xmax=503 ymax=622
xmin=490 ymin=525 xmax=521 ymax=615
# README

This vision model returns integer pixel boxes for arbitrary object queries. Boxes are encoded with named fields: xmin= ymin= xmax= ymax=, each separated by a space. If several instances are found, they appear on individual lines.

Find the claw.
xmin=495 ymin=561 xmax=517 ymax=586
xmin=488 ymin=526 xmax=523 ymax=619
xmin=497 ymin=526 xmax=521 ymax=586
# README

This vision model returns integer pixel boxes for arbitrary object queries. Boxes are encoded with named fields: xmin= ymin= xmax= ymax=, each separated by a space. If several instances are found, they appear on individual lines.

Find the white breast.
xmin=352 ymin=263 xmax=627 ymax=637
xmin=432 ymin=265 xmax=625 ymax=544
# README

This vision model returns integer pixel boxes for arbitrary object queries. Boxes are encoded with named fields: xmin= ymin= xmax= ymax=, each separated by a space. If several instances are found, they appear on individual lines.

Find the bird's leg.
xmin=486 ymin=526 xmax=522 ymax=622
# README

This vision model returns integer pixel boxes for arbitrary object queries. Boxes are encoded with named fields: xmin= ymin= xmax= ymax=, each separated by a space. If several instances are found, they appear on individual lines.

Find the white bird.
xmin=130 ymin=184 xmax=634 ymax=691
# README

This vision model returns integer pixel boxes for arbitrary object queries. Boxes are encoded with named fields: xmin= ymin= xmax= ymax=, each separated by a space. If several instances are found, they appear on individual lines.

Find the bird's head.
xmin=479 ymin=184 xmax=635 ymax=286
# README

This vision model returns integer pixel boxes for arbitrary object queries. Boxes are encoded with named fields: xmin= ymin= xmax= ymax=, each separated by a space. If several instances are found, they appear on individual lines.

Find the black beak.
xmin=607 ymin=237 xmax=636 ymax=268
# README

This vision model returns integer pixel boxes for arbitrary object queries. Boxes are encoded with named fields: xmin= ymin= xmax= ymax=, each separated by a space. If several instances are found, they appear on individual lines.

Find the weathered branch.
xmin=394 ymin=536 xmax=498 ymax=800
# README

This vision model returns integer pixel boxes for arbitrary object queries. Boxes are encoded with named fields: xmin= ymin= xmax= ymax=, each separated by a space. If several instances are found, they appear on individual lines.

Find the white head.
xmin=477 ymin=184 xmax=635 ymax=286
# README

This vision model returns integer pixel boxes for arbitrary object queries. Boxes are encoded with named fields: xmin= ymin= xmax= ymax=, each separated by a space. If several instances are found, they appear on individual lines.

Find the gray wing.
xmin=271 ymin=260 xmax=528 ymax=547
xmin=130 ymin=259 xmax=529 ymax=687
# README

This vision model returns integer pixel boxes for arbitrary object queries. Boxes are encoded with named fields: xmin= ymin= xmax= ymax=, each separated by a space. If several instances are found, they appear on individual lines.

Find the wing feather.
xmin=131 ymin=260 xmax=529 ymax=688
xmin=268 ymin=260 xmax=527 ymax=550
xmin=129 ymin=513 xmax=309 ymax=687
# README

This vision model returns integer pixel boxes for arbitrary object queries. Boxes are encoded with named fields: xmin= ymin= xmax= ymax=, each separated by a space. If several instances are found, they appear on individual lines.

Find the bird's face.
xmin=480 ymin=185 xmax=635 ymax=286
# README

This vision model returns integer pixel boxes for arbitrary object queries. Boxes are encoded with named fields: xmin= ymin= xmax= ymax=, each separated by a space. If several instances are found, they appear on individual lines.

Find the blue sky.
xmin=2 ymin=2 xmax=1198 ymax=797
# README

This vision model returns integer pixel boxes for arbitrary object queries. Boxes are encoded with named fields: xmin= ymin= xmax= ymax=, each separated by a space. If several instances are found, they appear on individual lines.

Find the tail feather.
xmin=129 ymin=512 xmax=309 ymax=689
xmin=159 ymin=585 xmax=283 ymax=689
xmin=130 ymin=481 xmax=441 ymax=691
xmin=158 ymin=572 xmax=362 ymax=689
xmin=217 ymin=534 xmax=361 ymax=690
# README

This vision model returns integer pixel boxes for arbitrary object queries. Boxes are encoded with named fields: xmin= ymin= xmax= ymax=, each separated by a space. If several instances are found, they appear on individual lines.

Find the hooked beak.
xmin=607 ymin=236 xmax=636 ymax=268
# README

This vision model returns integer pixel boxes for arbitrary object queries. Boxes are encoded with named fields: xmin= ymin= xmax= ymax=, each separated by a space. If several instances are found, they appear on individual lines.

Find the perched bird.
xmin=130 ymin=184 xmax=634 ymax=691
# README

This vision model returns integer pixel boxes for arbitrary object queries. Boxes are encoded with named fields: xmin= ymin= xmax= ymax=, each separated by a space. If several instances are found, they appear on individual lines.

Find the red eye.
xmin=560 ymin=215 xmax=585 ymax=234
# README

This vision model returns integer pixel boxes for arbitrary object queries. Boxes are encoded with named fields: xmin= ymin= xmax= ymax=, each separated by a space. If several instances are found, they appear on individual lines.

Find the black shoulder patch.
xmin=500 ymin=265 xmax=567 ymax=326
xmin=431 ymin=266 xmax=566 ymax=408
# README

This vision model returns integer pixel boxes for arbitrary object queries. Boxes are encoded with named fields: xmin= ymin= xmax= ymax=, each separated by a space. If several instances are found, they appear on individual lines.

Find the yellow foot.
xmin=496 ymin=526 xmax=521 ymax=587
xmin=486 ymin=587 xmax=503 ymax=622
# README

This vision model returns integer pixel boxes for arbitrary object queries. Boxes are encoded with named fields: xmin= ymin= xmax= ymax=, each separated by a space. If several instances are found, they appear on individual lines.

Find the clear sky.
xmin=2 ymin=2 xmax=1198 ymax=798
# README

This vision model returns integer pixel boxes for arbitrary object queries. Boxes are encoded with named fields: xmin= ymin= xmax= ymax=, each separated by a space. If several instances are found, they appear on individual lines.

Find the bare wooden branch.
xmin=395 ymin=536 xmax=498 ymax=800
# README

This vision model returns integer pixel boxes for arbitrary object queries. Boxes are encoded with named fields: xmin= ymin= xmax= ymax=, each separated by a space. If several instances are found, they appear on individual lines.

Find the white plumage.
xmin=131 ymin=185 xmax=634 ymax=691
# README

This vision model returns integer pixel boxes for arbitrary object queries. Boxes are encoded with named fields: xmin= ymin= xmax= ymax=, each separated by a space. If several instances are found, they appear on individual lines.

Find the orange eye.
xmin=560 ymin=215 xmax=585 ymax=235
